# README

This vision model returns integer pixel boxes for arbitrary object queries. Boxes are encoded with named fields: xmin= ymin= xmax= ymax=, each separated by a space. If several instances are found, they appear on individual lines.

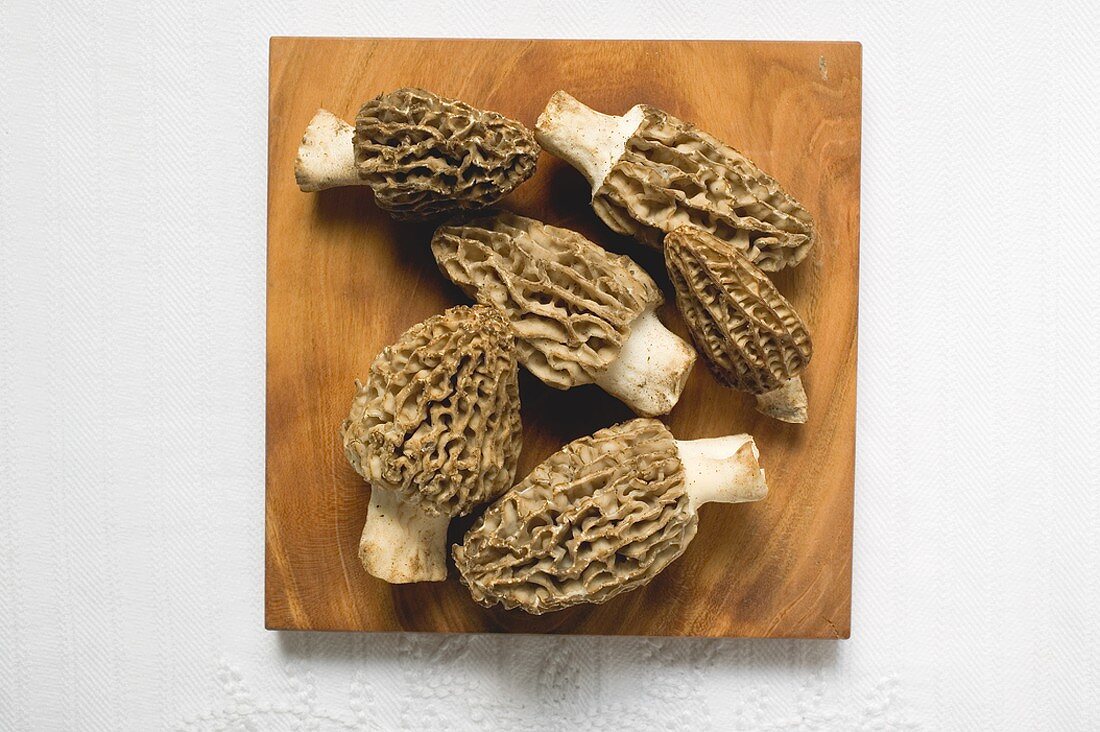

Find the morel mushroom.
xmin=665 ymin=226 xmax=813 ymax=423
xmin=295 ymin=88 xmax=540 ymax=220
xmin=342 ymin=305 xmax=522 ymax=583
xmin=535 ymin=91 xmax=815 ymax=271
xmin=432 ymin=211 xmax=696 ymax=417
xmin=454 ymin=418 xmax=767 ymax=614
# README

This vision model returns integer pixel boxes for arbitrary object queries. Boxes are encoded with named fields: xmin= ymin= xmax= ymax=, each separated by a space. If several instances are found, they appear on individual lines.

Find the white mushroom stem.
xmin=295 ymin=109 xmax=360 ymax=192
xmin=358 ymin=486 xmax=450 ymax=583
xmin=535 ymin=91 xmax=644 ymax=192
xmin=676 ymin=434 xmax=768 ymax=508
xmin=754 ymin=376 xmax=808 ymax=424
xmin=593 ymin=306 xmax=696 ymax=417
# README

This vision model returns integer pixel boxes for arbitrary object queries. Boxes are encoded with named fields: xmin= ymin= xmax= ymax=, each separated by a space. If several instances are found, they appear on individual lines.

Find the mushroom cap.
xmin=665 ymin=226 xmax=812 ymax=395
xmin=432 ymin=211 xmax=664 ymax=389
xmin=354 ymin=88 xmax=539 ymax=221
xmin=342 ymin=305 xmax=522 ymax=517
xmin=453 ymin=418 xmax=697 ymax=614
xmin=593 ymin=105 xmax=815 ymax=271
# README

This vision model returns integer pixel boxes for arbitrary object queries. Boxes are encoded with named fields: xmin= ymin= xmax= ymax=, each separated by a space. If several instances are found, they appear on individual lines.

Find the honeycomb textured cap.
xmin=593 ymin=105 xmax=815 ymax=271
xmin=342 ymin=305 xmax=522 ymax=517
xmin=454 ymin=418 xmax=697 ymax=614
xmin=431 ymin=211 xmax=664 ymax=389
xmin=354 ymin=88 xmax=539 ymax=220
xmin=665 ymin=226 xmax=812 ymax=395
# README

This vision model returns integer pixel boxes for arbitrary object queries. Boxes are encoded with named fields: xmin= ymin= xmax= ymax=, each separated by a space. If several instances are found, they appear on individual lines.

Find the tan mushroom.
xmin=453 ymin=418 xmax=767 ymax=614
xmin=665 ymin=226 xmax=813 ymax=423
xmin=295 ymin=88 xmax=540 ymax=220
xmin=535 ymin=91 xmax=815 ymax=271
xmin=342 ymin=305 xmax=522 ymax=583
xmin=432 ymin=211 xmax=696 ymax=417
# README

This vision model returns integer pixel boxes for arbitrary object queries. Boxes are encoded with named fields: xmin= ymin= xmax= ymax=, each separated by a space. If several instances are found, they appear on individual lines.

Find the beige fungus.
xmin=535 ymin=91 xmax=816 ymax=271
xmin=432 ymin=211 xmax=695 ymax=417
xmin=295 ymin=88 xmax=539 ymax=220
xmin=454 ymin=418 xmax=767 ymax=614
xmin=665 ymin=226 xmax=813 ymax=423
xmin=342 ymin=304 xmax=523 ymax=583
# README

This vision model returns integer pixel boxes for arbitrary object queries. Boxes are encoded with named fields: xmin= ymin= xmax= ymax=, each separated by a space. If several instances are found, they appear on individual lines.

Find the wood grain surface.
xmin=266 ymin=38 xmax=861 ymax=637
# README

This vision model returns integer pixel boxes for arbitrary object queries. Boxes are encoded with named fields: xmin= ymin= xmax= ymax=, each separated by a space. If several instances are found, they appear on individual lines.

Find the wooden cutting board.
xmin=266 ymin=38 xmax=861 ymax=637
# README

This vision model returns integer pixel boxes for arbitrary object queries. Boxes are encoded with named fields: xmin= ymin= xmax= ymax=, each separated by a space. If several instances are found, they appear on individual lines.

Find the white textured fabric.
xmin=1 ymin=1 xmax=1097 ymax=730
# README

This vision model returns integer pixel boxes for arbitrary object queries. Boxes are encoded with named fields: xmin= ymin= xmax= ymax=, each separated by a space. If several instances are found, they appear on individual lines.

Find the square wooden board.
xmin=266 ymin=38 xmax=860 ymax=637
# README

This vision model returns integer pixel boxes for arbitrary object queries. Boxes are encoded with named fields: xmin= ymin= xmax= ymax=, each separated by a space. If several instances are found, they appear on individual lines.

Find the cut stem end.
xmin=295 ymin=109 xmax=360 ymax=192
xmin=676 ymin=434 xmax=768 ymax=507
xmin=535 ymin=91 xmax=643 ymax=191
xmin=593 ymin=307 xmax=696 ymax=417
xmin=754 ymin=376 xmax=808 ymax=424
xmin=358 ymin=486 xmax=450 ymax=583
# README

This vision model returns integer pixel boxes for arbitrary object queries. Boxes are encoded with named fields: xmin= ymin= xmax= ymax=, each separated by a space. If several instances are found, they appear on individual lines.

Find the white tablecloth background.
xmin=2 ymin=1 xmax=1097 ymax=729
